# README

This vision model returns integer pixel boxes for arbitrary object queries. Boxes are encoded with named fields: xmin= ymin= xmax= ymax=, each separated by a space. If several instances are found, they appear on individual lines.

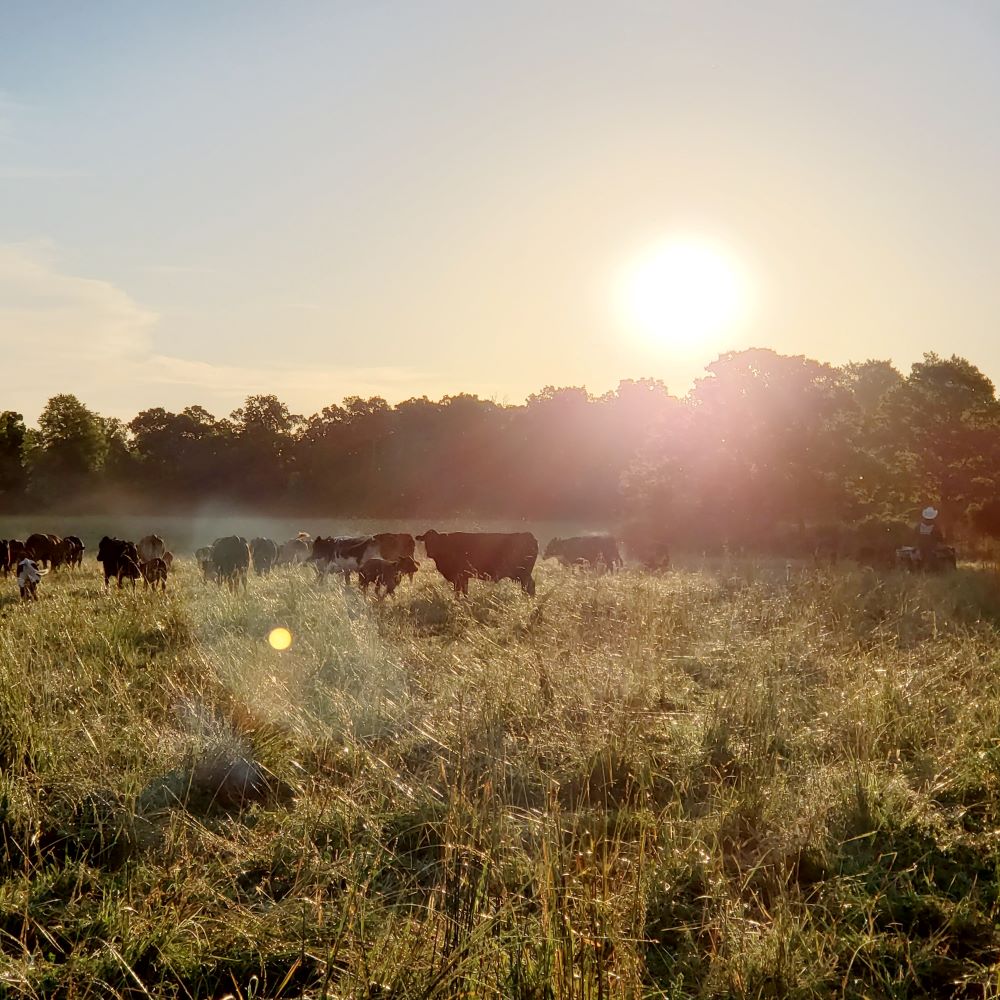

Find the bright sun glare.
xmin=621 ymin=239 xmax=751 ymax=350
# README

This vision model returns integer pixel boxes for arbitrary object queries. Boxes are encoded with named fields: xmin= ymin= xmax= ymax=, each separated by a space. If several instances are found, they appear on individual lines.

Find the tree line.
xmin=4 ymin=348 xmax=1000 ymax=550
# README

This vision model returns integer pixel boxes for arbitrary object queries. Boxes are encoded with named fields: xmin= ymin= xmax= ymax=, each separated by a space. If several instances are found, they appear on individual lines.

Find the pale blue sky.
xmin=2 ymin=1 xmax=999 ymax=421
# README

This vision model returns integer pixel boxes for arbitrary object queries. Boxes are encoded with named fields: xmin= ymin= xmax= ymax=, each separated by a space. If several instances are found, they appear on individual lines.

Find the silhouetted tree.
xmin=29 ymin=395 xmax=108 ymax=500
xmin=879 ymin=353 xmax=1000 ymax=524
xmin=0 ymin=410 xmax=27 ymax=508
xmin=9 ymin=348 xmax=1000 ymax=545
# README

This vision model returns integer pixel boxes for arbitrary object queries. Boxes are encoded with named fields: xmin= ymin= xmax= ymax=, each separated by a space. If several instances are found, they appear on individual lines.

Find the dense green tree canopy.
xmin=6 ymin=352 xmax=1000 ymax=547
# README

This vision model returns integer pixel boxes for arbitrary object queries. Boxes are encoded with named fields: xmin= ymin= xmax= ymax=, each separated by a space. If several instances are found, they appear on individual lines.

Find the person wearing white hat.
xmin=915 ymin=506 xmax=942 ymax=564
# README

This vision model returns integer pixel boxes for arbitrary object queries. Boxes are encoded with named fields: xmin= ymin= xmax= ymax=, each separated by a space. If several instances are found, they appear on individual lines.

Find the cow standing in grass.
xmin=17 ymin=558 xmax=47 ymax=600
xmin=276 ymin=534 xmax=311 ymax=566
xmin=26 ymin=533 xmax=60 ymax=568
xmin=137 ymin=534 xmax=166 ymax=564
xmin=358 ymin=556 xmax=419 ymax=597
xmin=250 ymin=537 xmax=279 ymax=575
xmin=372 ymin=533 xmax=416 ymax=561
xmin=97 ymin=537 xmax=140 ymax=589
xmin=63 ymin=535 xmax=85 ymax=568
xmin=544 ymin=535 xmax=622 ymax=570
xmin=211 ymin=536 xmax=251 ymax=591
xmin=417 ymin=530 xmax=538 ymax=596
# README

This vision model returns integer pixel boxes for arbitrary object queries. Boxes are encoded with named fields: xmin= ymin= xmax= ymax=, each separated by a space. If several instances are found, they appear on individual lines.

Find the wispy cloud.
xmin=0 ymin=244 xmax=438 ymax=421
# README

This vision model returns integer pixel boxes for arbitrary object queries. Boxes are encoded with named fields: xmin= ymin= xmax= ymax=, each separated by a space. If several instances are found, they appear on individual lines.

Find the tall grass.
xmin=1 ymin=560 xmax=999 ymax=997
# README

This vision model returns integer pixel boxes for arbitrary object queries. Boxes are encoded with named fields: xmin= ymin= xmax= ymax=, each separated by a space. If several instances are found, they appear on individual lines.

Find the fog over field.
xmin=0 ymin=515 xmax=600 ymax=556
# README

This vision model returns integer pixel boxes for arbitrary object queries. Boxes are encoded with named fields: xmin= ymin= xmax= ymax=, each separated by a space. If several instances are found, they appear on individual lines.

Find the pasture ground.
xmin=2 ymin=558 xmax=1000 ymax=998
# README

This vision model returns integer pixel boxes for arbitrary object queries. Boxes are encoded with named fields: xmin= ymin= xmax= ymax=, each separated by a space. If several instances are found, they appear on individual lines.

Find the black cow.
xmin=544 ymin=535 xmax=622 ymax=570
xmin=310 ymin=536 xmax=379 ymax=583
xmin=358 ymin=555 xmax=419 ymax=597
xmin=63 ymin=535 xmax=85 ymax=569
xmin=417 ymin=530 xmax=538 ymax=596
xmin=26 ymin=532 xmax=60 ymax=568
xmin=0 ymin=540 xmax=9 ymax=577
xmin=97 ymin=537 xmax=140 ymax=589
xmin=250 ymin=537 xmax=279 ymax=575
xmin=211 ymin=536 xmax=251 ymax=591
xmin=7 ymin=540 xmax=27 ymax=576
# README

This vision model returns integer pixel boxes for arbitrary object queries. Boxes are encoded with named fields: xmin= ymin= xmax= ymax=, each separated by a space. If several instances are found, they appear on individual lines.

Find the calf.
xmin=17 ymin=558 xmax=47 ymax=601
xmin=116 ymin=556 xmax=142 ymax=590
xmin=141 ymin=557 xmax=169 ymax=591
xmin=195 ymin=546 xmax=216 ymax=582
xmin=358 ymin=556 xmax=419 ymax=597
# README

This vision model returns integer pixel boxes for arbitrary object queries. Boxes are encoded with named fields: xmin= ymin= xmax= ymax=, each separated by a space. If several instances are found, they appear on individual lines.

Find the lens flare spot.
xmin=268 ymin=627 xmax=292 ymax=651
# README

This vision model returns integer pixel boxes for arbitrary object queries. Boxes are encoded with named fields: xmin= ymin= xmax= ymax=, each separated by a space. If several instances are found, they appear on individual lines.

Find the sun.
xmin=620 ymin=238 xmax=751 ymax=349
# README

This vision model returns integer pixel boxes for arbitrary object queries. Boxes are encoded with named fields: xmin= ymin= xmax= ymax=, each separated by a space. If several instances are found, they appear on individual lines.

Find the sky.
xmin=2 ymin=0 xmax=1000 ymax=423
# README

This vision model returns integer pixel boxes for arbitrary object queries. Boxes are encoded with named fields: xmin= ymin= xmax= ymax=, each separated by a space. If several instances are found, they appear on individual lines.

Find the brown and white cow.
xmin=309 ymin=536 xmax=379 ymax=583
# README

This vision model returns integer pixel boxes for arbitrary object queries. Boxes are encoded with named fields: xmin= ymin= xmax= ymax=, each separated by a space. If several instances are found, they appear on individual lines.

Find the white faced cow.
xmin=17 ymin=558 xmax=48 ymax=600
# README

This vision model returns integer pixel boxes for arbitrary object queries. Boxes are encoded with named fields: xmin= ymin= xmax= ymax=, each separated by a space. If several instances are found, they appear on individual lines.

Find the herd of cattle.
xmin=193 ymin=531 xmax=602 ymax=595
xmin=0 ymin=530 xmax=631 ymax=601
xmin=0 ymin=526 xmax=968 ymax=603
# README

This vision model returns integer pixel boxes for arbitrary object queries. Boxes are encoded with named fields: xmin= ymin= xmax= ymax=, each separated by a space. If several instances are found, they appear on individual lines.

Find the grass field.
xmin=2 ymin=557 xmax=1000 ymax=998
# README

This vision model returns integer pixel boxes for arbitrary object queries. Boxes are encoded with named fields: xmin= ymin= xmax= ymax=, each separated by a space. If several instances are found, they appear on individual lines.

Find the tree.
xmin=101 ymin=416 xmax=135 ymax=488
xmin=228 ymin=395 xmax=301 ymax=504
xmin=681 ymin=350 xmax=849 ymax=542
xmin=0 ymin=411 xmax=27 ymax=507
xmin=30 ymin=395 xmax=108 ymax=499
xmin=879 ymin=353 xmax=1000 ymax=524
